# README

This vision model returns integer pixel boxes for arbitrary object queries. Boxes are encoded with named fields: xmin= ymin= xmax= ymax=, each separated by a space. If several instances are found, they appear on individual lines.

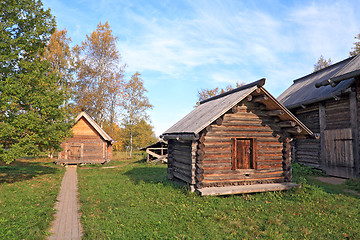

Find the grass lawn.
xmin=0 ymin=158 xmax=65 ymax=240
xmin=78 ymin=156 xmax=360 ymax=239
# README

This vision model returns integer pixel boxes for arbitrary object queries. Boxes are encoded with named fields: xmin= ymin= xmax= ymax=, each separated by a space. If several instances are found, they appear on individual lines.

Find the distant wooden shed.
xmin=162 ymin=79 xmax=315 ymax=196
xmin=278 ymin=55 xmax=360 ymax=178
xmin=57 ymin=112 xmax=115 ymax=165
xmin=140 ymin=140 xmax=168 ymax=162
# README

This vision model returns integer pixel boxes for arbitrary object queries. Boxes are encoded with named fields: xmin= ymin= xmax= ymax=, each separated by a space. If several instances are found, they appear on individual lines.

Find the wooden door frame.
xmin=231 ymin=138 xmax=257 ymax=170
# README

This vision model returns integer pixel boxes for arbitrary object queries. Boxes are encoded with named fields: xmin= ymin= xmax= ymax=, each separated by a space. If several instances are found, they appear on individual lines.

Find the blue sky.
xmin=43 ymin=0 xmax=360 ymax=137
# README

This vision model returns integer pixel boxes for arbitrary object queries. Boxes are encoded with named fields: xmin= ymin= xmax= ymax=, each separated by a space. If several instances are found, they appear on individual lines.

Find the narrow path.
xmin=48 ymin=165 xmax=83 ymax=240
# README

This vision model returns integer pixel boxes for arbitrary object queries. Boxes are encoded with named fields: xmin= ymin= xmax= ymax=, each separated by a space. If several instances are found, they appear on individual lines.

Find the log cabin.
xmin=57 ymin=111 xmax=115 ymax=165
xmin=278 ymin=54 xmax=360 ymax=178
xmin=161 ymin=79 xmax=316 ymax=196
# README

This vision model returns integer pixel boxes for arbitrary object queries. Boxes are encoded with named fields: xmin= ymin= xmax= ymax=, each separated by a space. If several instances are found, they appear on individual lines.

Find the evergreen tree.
xmin=0 ymin=0 xmax=72 ymax=163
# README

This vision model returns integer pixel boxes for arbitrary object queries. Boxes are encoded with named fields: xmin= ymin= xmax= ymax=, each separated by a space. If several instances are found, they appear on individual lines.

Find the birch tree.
xmin=122 ymin=72 xmax=153 ymax=156
xmin=73 ymin=22 xmax=124 ymax=126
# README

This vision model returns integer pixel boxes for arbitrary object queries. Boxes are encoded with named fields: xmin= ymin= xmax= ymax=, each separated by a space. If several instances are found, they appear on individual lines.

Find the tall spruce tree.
xmin=0 ymin=0 xmax=72 ymax=163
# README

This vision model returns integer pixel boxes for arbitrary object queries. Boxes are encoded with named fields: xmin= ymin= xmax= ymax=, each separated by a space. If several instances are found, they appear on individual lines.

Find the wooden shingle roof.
xmin=163 ymin=79 xmax=315 ymax=139
xmin=75 ymin=111 xmax=115 ymax=144
xmin=278 ymin=55 xmax=360 ymax=109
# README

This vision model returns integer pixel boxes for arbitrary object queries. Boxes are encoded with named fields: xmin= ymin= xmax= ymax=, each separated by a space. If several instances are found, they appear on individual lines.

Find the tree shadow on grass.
xmin=124 ymin=166 xmax=190 ymax=193
xmin=0 ymin=160 xmax=59 ymax=184
xmin=124 ymin=166 xmax=167 ymax=184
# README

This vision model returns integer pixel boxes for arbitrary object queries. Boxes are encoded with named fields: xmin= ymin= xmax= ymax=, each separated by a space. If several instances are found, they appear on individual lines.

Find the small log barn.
xmin=140 ymin=140 xmax=168 ymax=162
xmin=278 ymin=54 xmax=360 ymax=178
xmin=57 ymin=111 xmax=115 ymax=165
xmin=162 ymin=79 xmax=315 ymax=196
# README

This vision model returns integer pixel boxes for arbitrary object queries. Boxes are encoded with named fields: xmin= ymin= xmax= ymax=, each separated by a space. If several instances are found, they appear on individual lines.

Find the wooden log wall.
xmin=196 ymin=101 xmax=287 ymax=189
xmin=293 ymin=105 xmax=321 ymax=167
xmin=57 ymin=135 xmax=109 ymax=164
xmin=356 ymin=78 xmax=360 ymax=176
xmin=325 ymin=97 xmax=351 ymax=130
xmin=323 ymin=95 xmax=353 ymax=170
xmin=167 ymin=140 xmax=197 ymax=188
xmin=292 ymin=90 xmax=360 ymax=178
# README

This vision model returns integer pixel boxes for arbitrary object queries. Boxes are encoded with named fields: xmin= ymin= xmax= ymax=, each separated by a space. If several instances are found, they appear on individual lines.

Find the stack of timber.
xmin=163 ymin=78 xmax=314 ymax=196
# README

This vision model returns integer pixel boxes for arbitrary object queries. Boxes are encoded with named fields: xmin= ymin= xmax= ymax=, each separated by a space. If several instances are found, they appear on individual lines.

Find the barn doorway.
xmin=232 ymin=138 xmax=257 ymax=170
xmin=324 ymin=128 xmax=354 ymax=168
xmin=68 ymin=145 xmax=82 ymax=161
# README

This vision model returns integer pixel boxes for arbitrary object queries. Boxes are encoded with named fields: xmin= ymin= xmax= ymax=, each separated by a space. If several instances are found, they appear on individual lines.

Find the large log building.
xmin=278 ymin=55 xmax=360 ymax=178
xmin=162 ymin=79 xmax=315 ymax=196
xmin=57 ymin=112 xmax=115 ymax=165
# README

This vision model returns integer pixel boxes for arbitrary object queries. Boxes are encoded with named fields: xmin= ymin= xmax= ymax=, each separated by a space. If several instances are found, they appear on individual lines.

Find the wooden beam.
xmin=350 ymin=90 xmax=359 ymax=176
xmin=278 ymin=121 xmax=296 ymax=128
xmin=283 ymin=126 xmax=302 ymax=134
xmin=252 ymin=94 xmax=268 ymax=103
xmin=197 ymin=183 xmax=299 ymax=196
xmin=246 ymin=95 xmax=253 ymax=101
xmin=266 ymin=110 xmax=284 ymax=116
xmin=231 ymin=106 xmax=238 ymax=113
xmin=162 ymin=134 xmax=198 ymax=141
xmin=319 ymin=103 xmax=326 ymax=168
xmin=216 ymin=117 xmax=223 ymax=126
xmin=173 ymin=171 xmax=194 ymax=184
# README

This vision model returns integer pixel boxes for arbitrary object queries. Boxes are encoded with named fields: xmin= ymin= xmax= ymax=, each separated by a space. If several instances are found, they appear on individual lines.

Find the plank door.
xmin=324 ymin=128 xmax=354 ymax=167
xmin=68 ymin=145 xmax=81 ymax=161
xmin=232 ymin=138 xmax=256 ymax=170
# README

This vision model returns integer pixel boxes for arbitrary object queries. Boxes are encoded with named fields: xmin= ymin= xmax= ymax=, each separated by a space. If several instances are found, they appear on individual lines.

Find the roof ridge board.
xmin=193 ymin=87 xmax=258 ymax=134
xmin=199 ymin=78 xmax=266 ymax=105
xmin=285 ymin=78 xmax=355 ymax=109
xmin=292 ymin=56 xmax=355 ymax=84
xmin=329 ymin=54 xmax=360 ymax=83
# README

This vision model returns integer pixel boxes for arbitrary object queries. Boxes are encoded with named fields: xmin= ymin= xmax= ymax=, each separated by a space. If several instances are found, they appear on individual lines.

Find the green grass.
xmin=344 ymin=178 xmax=360 ymax=192
xmin=78 ymin=160 xmax=360 ymax=239
xmin=0 ymin=158 xmax=65 ymax=240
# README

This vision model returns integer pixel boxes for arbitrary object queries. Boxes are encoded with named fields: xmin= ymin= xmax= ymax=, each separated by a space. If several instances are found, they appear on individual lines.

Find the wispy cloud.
xmin=43 ymin=0 xmax=360 ymax=136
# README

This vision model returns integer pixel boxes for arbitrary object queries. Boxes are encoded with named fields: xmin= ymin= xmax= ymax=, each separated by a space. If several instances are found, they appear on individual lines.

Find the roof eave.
xmin=259 ymin=87 xmax=314 ymax=138
xmin=285 ymin=78 xmax=355 ymax=109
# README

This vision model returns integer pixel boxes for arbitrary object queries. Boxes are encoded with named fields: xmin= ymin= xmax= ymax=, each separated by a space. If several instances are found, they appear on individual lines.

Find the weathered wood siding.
xmin=57 ymin=117 xmax=111 ymax=164
xmin=293 ymin=105 xmax=321 ymax=167
xmin=73 ymin=117 xmax=101 ymax=137
xmin=292 ymin=92 xmax=360 ymax=178
xmin=325 ymin=98 xmax=351 ymax=130
xmin=196 ymin=102 xmax=286 ymax=188
xmin=167 ymin=140 xmax=197 ymax=187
